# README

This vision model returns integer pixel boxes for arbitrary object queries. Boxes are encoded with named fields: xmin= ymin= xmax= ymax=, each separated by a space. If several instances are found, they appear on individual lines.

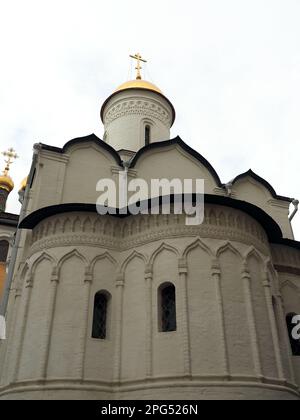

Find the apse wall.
xmin=272 ymin=244 xmax=300 ymax=387
xmin=0 ymin=206 xmax=299 ymax=400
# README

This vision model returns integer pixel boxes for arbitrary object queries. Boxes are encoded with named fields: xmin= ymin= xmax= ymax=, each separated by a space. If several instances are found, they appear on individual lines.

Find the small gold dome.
xmin=19 ymin=176 xmax=28 ymax=192
xmin=114 ymin=79 xmax=163 ymax=95
xmin=0 ymin=174 xmax=14 ymax=192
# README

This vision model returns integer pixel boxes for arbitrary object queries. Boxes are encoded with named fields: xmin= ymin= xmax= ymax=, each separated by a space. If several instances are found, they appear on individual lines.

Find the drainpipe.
xmin=224 ymin=182 xmax=233 ymax=197
xmin=289 ymin=199 xmax=299 ymax=222
xmin=0 ymin=144 xmax=40 ymax=318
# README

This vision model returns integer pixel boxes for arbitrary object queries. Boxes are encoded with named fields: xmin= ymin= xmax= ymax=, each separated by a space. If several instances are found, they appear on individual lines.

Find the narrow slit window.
xmin=286 ymin=313 xmax=300 ymax=356
xmin=145 ymin=125 xmax=151 ymax=146
xmin=92 ymin=291 xmax=109 ymax=339
xmin=0 ymin=240 xmax=9 ymax=263
xmin=159 ymin=283 xmax=177 ymax=332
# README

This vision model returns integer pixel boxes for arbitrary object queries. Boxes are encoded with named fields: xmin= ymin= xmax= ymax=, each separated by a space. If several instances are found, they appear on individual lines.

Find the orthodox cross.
xmin=2 ymin=148 xmax=18 ymax=175
xmin=130 ymin=53 xmax=147 ymax=80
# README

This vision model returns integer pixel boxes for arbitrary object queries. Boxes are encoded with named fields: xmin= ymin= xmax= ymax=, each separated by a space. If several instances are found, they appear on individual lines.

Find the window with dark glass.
xmin=286 ymin=313 xmax=300 ymax=356
xmin=92 ymin=291 xmax=109 ymax=339
xmin=145 ymin=125 xmax=151 ymax=146
xmin=0 ymin=240 xmax=9 ymax=263
xmin=159 ymin=283 xmax=177 ymax=332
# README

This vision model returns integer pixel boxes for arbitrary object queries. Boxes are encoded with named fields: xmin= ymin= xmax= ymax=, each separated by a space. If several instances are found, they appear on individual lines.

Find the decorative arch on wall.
xmin=0 ymin=233 xmax=13 ymax=245
xmin=280 ymin=279 xmax=300 ymax=297
xmin=121 ymin=250 xmax=147 ymax=274
xmin=244 ymin=246 xmax=266 ymax=265
xmin=63 ymin=218 xmax=72 ymax=233
xmin=14 ymin=262 xmax=30 ymax=295
xmin=30 ymin=252 xmax=57 ymax=278
xmin=182 ymin=237 xmax=214 ymax=260
xmin=216 ymin=241 xmax=243 ymax=260
xmin=83 ymin=217 xmax=92 ymax=233
xmin=57 ymin=249 xmax=88 ymax=276
xmin=90 ymin=252 xmax=117 ymax=273
xmin=149 ymin=242 xmax=179 ymax=266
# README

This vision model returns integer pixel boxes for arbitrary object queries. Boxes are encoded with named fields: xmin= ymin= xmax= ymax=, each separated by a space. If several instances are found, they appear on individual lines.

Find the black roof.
xmin=18 ymin=194 xmax=284 ymax=243
xmin=0 ymin=212 xmax=19 ymax=227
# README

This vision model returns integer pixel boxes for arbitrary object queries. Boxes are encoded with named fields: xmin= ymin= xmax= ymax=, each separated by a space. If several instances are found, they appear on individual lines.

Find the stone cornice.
xmin=28 ymin=206 xmax=270 ymax=257
xmin=104 ymin=97 xmax=172 ymax=128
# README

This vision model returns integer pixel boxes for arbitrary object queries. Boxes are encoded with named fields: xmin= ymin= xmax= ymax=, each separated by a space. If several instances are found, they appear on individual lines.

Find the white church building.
xmin=0 ymin=55 xmax=300 ymax=400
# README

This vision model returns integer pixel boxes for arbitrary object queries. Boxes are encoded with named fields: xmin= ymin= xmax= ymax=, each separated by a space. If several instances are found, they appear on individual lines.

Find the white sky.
xmin=0 ymin=0 xmax=299 ymax=239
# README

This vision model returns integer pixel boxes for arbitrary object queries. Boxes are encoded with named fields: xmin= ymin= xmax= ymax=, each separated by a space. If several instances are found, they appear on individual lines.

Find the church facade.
xmin=0 ymin=57 xmax=300 ymax=400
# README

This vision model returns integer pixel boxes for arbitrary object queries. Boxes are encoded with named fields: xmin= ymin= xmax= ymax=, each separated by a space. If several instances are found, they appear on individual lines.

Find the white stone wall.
xmin=0 ymin=208 xmax=299 ymax=400
xmin=272 ymin=244 xmax=300 ymax=388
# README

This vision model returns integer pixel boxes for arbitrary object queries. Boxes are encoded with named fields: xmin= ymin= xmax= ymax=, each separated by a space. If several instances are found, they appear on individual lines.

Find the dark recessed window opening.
xmin=145 ymin=125 xmax=151 ymax=146
xmin=0 ymin=240 xmax=9 ymax=263
xmin=159 ymin=283 xmax=177 ymax=332
xmin=286 ymin=313 xmax=300 ymax=356
xmin=92 ymin=291 xmax=109 ymax=339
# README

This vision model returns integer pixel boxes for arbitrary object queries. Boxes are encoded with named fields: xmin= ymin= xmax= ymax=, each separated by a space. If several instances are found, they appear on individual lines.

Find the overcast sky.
xmin=0 ymin=0 xmax=299 ymax=239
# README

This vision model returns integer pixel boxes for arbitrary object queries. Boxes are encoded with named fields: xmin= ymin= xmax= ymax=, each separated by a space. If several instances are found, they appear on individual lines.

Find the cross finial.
xmin=130 ymin=53 xmax=147 ymax=80
xmin=2 ymin=148 xmax=18 ymax=175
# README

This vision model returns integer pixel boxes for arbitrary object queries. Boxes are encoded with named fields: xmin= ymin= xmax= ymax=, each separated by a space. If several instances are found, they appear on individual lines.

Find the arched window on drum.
xmin=0 ymin=240 xmax=9 ymax=264
xmin=92 ymin=291 xmax=111 ymax=340
xmin=158 ymin=282 xmax=177 ymax=332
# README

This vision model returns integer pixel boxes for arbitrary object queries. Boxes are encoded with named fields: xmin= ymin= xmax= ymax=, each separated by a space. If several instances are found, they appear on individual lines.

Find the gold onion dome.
xmin=101 ymin=53 xmax=175 ymax=125
xmin=19 ymin=176 xmax=28 ymax=192
xmin=0 ymin=174 xmax=14 ymax=192
xmin=114 ymin=79 xmax=163 ymax=95
xmin=114 ymin=53 xmax=162 ymax=94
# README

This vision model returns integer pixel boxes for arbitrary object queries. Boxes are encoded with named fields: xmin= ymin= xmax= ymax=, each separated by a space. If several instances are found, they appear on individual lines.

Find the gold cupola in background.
xmin=0 ymin=148 xmax=18 ymax=212
xmin=19 ymin=176 xmax=28 ymax=193
xmin=18 ymin=176 xmax=28 ymax=204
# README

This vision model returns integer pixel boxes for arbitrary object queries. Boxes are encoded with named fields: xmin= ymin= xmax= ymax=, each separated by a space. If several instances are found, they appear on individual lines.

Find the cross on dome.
xmin=2 ymin=148 xmax=18 ymax=176
xmin=129 ymin=53 xmax=147 ymax=80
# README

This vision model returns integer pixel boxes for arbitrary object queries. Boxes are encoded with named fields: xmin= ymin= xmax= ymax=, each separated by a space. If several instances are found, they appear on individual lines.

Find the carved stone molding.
xmin=104 ymin=99 xmax=172 ymax=128
xmin=28 ymin=205 xmax=270 ymax=257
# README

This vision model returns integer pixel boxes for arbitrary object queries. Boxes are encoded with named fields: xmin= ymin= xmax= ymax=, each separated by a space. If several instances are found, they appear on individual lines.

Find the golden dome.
xmin=0 ymin=174 xmax=14 ymax=192
xmin=19 ymin=176 xmax=28 ymax=192
xmin=114 ymin=79 xmax=163 ymax=95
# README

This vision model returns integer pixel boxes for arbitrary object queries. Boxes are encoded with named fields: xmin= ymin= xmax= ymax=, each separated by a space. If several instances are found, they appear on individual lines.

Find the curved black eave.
xmin=232 ymin=169 xmax=292 ymax=203
xmin=40 ymin=133 xmax=123 ymax=167
xmin=19 ymin=194 xmax=289 ymax=245
xmin=275 ymin=238 xmax=300 ymax=250
xmin=129 ymin=136 xmax=223 ymax=188
xmin=0 ymin=212 xmax=19 ymax=227
xmin=100 ymin=88 xmax=176 ymax=127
